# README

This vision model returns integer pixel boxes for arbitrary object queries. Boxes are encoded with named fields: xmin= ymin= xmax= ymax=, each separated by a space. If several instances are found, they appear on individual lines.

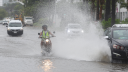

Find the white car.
xmin=6 ymin=20 xmax=23 ymax=35
xmin=2 ymin=21 xmax=9 ymax=25
xmin=0 ymin=20 xmax=3 ymax=24
xmin=24 ymin=16 xmax=33 ymax=26
xmin=65 ymin=23 xmax=84 ymax=36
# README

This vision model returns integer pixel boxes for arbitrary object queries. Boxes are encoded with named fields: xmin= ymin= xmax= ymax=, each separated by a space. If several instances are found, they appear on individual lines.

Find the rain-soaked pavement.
xmin=0 ymin=24 xmax=128 ymax=72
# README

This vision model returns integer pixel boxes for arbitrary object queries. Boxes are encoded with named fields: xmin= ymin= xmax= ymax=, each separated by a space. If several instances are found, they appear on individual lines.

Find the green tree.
xmin=4 ymin=3 xmax=23 ymax=17
xmin=0 ymin=9 xmax=7 ymax=20
xmin=102 ymin=18 xmax=120 ymax=29
xmin=14 ymin=4 xmax=24 ymax=10
xmin=23 ymin=0 xmax=55 ymax=23
xmin=13 ymin=3 xmax=24 ymax=15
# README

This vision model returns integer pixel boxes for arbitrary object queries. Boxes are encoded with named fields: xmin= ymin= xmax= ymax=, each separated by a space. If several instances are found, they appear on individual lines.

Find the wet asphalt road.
xmin=0 ymin=25 xmax=128 ymax=72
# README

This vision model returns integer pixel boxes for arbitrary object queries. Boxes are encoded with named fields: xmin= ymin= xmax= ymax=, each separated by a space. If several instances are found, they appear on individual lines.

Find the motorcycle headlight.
xmin=68 ymin=30 xmax=70 ymax=33
xmin=46 ymin=39 xmax=49 ymax=42
xmin=81 ymin=30 xmax=84 ymax=33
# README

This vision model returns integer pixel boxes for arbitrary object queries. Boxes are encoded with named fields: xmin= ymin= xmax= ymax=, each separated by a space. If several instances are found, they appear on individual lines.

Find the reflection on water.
xmin=40 ymin=59 xmax=54 ymax=72
xmin=111 ymin=63 xmax=128 ymax=71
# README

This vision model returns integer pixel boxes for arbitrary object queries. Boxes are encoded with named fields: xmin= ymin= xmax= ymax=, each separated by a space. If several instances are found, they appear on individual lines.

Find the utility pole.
xmin=111 ymin=0 xmax=116 ymax=26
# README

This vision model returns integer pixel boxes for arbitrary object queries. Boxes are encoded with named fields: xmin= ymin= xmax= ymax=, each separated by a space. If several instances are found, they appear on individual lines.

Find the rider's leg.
xmin=41 ymin=40 xmax=44 ymax=47
xmin=49 ymin=40 xmax=52 ymax=47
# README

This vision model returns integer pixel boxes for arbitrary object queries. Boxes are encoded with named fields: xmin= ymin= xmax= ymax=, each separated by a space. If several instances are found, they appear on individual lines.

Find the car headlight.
xmin=46 ymin=39 xmax=49 ymax=42
xmin=81 ymin=30 xmax=84 ymax=33
xmin=7 ymin=28 xmax=10 ymax=31
xmin=68 ymin=30 xmax=70 ymax=33
xmin=20 ymin=28 xmax=23 ymax=30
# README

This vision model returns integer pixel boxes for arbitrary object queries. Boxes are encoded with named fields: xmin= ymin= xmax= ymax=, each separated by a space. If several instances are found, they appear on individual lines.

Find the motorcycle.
xmin=38 ymin=32 xmax=55 ymax=56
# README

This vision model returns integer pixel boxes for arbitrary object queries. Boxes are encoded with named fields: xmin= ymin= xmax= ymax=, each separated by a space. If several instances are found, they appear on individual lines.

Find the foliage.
xmin=88 ymin=0 xmax=119 ymax=20
xmin=23 ymin=0 xmax=39 ymax=16
xmin=102 ymin=18 xmax=120 ymax=29
xmin=102 ymin=13 xmax=104 ymax=19
xmin=120 ymin=0 xmax=127 ymax=8
xmin=0 ymin=9 xmax=7 ymax=20
xmin=4 ymin=3 xmax=23 ymax=17
xmin=23 ymin=0 xmax=55 ymax=23
xmin=121 ymin=19 xmax=128 ymax=24
xmin=14 ymin=4 xmax=23 ymax=10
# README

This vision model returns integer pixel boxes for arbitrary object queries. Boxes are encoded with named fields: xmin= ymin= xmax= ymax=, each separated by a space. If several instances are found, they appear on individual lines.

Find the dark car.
xmin=104 ymin=27 xmax=111 ymax=37
xmin=105 ymin=24 xmax=128 ymax=61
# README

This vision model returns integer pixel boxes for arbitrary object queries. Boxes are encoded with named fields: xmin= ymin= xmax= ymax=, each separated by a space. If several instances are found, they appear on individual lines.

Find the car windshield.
xmin=9 ymin=23 xmax=22 ymax=27
xmin=113 ymin=29 xmax=128 ymax=39
xmin=26 ymin=18 xmax=32 ymax=20
xmin=69 ymin=25 xmax=81 ymax=29
xmin=3 ymin=21 xmax=8 ymax=22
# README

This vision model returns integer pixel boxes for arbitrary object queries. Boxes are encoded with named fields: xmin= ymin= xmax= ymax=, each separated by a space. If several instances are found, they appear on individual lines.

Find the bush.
xmin=102 ymin=18 xmax=120 ymax=29
xmin=121 ymin=19 xmax=128 ymax=24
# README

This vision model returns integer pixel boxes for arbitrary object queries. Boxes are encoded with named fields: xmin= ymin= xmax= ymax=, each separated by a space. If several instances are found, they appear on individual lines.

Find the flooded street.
xmin=0 ymin=25 xmax=128 ymax=72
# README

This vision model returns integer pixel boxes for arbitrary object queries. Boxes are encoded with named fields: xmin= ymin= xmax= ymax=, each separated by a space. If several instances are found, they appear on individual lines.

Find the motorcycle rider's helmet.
xmin=42 ymin=25 xmax=47 ymax=29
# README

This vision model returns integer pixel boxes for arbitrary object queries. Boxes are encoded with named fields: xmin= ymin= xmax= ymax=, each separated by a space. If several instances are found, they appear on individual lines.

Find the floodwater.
xmin=0 ymin=25 xmax=128 ymax=72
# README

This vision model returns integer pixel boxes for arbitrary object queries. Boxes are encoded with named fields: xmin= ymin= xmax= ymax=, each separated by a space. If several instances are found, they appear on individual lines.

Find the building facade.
xmin=116 ymin=0 xmax=127 ymax=21
xmin=0 ymin=0 xmax=3 ymax=6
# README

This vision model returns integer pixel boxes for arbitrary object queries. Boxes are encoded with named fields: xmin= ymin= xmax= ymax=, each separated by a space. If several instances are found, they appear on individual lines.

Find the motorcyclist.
xmin=39 ymin=25 xmax=55 ymax=47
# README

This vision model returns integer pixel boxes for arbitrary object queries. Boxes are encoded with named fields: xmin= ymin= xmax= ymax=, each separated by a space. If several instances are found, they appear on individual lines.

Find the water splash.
xmin=51 ymin=1 xmax=111 ymax=62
